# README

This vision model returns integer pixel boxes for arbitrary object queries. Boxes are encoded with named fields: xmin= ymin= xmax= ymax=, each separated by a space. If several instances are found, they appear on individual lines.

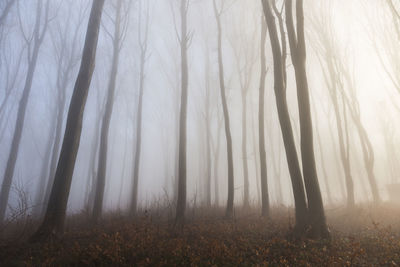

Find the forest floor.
xmin=1 ymin=204 xmax=400 ymax=266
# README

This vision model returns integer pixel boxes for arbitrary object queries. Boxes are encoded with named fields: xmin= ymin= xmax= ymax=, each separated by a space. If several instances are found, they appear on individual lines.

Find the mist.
xmin=1 ymin=0 xmax=400 ymax=265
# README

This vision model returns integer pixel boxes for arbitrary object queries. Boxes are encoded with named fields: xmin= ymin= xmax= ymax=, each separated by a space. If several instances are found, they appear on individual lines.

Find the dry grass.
xmin=1 ymin=203 xmax=400 ymax=266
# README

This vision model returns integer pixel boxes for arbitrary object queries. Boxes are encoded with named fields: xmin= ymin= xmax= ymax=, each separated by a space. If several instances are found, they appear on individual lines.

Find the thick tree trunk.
xmin=262 ymin=0 xmax=308 ymax=231
xmin=43 ymin=77 xmax=69 ymax=215
xmin=258 ymin=19 xmax=270 ymax=217
xmin=30 ymin=0 xmax=105 ymax=241
xmin=213 ymin=0 xmax=234 ymax=218
xmin=285 ymin=0 xmax=329 ymax=239
xmin=175 ymin=0 xmax=189 ymax=224
xmin=92 ymin=0 xmax=122 ymax=222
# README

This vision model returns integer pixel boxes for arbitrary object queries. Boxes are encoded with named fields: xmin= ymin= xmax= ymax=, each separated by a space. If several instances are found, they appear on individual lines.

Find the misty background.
xmin=0 ymin=0 xmax=398 ymax=219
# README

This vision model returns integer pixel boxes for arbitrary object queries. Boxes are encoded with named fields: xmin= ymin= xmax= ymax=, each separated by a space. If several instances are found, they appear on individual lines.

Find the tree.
xmin=285 ymin=0 xmax=329 ymax=238
xmin=258 ymin=18 xmax=270 ymax=216
xmin=261 ymin=0 xmax=308 ymax=232
xmin=30 ymin=0 xmax=106 ymax=241
xmin=175 ymin=0 xmax=190 ymax=225
xmin=0 ymin=0 xmax=50 ymax=223
xmin=41 ymin=0 xmax=86 ymax=216
xmin=92 ymin=0 xmax=128 ymax=222
xmin=229 ymin=10 xmax=258 ymax=209
xmin=213 ymin=0 xmax=235 ymax=218
xmin=308 ymin=7 xmax=355 ymax=207
xmin=131 ymin=0 xmax=149 ymax=217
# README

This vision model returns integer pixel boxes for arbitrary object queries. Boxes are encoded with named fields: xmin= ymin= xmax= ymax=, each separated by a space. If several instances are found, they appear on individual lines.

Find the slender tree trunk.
xmin=30 ymin=0 xmax=105 ymax=241
xmin=205 ymin=90 xmax=212 ymax=207
xmin=84 ymin=115 xmax=101 ymax=211
xmin=175 ymin=0 xmax=189 ymax=224
xmin=213 ymin=115 xmax=223 ymax=207
xmin=258 ymin=19 xmax=270 ymax=217
xmin=241 ymin=91 xmax=250 ymax=208
xmin=33 ymin=108 xmax=57 ymax=217
xmin=268 ymin=123 xmax=283 ymax=205
xmin=213 ymin=0 xmax=234 ymax=218
xmin=131 ymin=32 xmax=148 ymax=217
xmin=262 ymin=0 xmax=308 ymax=231
xmin=92 ymin=0 xmax=122 ymax=222
xmin=314 ymin=118 xmax=333 ymax=205
xmin=286 ymin=0 xmax=329 ymax=239
xmin=251 ymin=103 xmax=262 ymax=206
xmin=0 ymin=1 xmax=48 ymax=223
xmin=324 ymin=56 xmax=355 ymax=207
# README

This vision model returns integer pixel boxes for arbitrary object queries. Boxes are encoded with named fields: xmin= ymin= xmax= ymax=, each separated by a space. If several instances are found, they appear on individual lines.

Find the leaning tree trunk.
xmin=0 ymin=0 xmax=48 ymax=223
xmin=213 ymin=0 xmax=235 ymax=218
xmin=175 ymin=0 xmax=189 ymax=224
xmin=258 ymin=19 xmax=270 ymax=217
xmin=285 ymin=0 xmax=330 ymax=239
xmin=43 ymin=70 xmax=70 ymax=216
xmin=262 ymin=0 xmax=308 ymax=232
xmin=92 ymin=0 xmax=122 ymax=223
xmin=30 ymin=0 xmax=105 ymax=241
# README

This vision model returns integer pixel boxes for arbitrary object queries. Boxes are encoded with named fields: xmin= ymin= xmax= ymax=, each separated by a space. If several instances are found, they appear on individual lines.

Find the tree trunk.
xmin=0 ymin=0 xmax=48 ymax=223
xmin=213 ymin=0 xmax=234 ymax=218
xmin=285 ymin=0 xmax=329 ymax=239
xmin=130 ymin=5 xmax=149 ymax=216
xmin=258 ymin=19 xmax=270 ymax=217
xmin=33 ymin=107 xmax=57 ymax=217
xmin=30 ymin=0 xmax=105 ymax=241
xmin=241 ymin=91 xmax=250 ymax=208
xmin=175 ymin=0 xmax=189 ymax=224
xmin=205 ymin=59 xmax=212 ymax=207
xmin=92 ymin=0 xmax=122 ymax=223
xmin=262 ymin=0 xmax=308 ymax=232
xmin=43 ymin=75 xmax=69 ymax=215
xmin=212 ymin=115 xmax=223 ymax=207
xmin=251 ymin=104 xmax=262 ymax=206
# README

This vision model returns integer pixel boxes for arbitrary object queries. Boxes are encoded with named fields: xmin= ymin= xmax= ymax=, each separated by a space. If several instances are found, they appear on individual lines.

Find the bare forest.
xmin=1 ymin=0 xmax=400 ymax=265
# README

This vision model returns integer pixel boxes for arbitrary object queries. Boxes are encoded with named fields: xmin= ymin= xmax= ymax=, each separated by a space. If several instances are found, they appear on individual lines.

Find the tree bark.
xmin=92 ymin=0 xmax=122 ymax=223
xmin=175 ymin=0 xmax=189 ymax=224
xmin=213 ymin=0 xmax=234 ymax=218
xmin=285 ymin=0 xmax=329 ymax=239
xmin=131 ymin=0 xmax=149 ymax=217
xmin=261 ymin=0 xmax=308 ymax=231
xmin=30 ymin=0 xmax=105 ymax=241
xmin=0 ymin=0 xmax=49 ymax=223
xmin=258 ymin=19 xmax=270 ymax=217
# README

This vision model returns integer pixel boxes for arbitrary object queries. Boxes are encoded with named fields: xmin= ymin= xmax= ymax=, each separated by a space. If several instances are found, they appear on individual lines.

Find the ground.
xmin=1 ymin=204 xmax=400 ymax=266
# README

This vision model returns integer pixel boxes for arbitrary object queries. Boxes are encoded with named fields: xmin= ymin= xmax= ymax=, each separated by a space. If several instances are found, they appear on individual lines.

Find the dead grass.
xmin=1 ymin=203 xmax=400 ymax=266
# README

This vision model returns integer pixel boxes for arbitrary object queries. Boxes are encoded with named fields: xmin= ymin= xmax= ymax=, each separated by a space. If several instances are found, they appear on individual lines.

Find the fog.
xmin=0 ymin=0 xmax=399 ymax=233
